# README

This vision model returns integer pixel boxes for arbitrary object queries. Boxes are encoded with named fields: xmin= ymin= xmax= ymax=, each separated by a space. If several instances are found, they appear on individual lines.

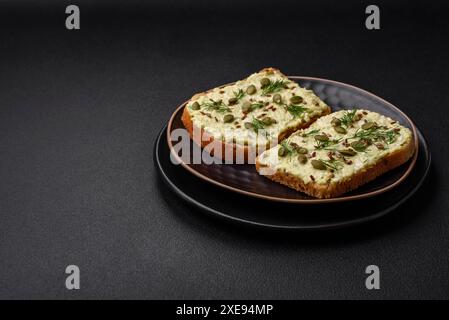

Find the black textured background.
xmin=0 ymin=0 xmax=448 ymax=299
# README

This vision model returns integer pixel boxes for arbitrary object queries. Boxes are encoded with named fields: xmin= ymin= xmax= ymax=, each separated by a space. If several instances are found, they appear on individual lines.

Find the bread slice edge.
xmin=255 ymin=137 xmax=415 ymax=199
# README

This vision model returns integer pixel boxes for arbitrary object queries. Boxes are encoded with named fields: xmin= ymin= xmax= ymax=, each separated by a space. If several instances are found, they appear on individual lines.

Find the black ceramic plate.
xmin=155 ymin=125 xmax=430 ymax=230
xmin=167 ymin=77 xmax=418 ymax=203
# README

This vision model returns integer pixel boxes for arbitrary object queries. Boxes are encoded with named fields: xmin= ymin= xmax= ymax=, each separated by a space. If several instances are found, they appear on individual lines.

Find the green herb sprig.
xmin=301 ymin=129 xmax=320 ymax=137
xmin=203 ymin=99 xmax=231 ymax=113
xmin=320 ymin=159 xmax=344 ymax=171
xmin=287 ymin=104 xmax=309 ymax=118
xmin=233 ymin=89 xmax=245 ymax=101
xmin=262 ymin=80 xmax=289 ymax=95
xmin=351 ymin=127 xmax=399 ymax=144
xmin=339 ymin=109 xmax=358 ymax=128
xmin=279 ymin=140 xmax=295 ymax=156
xmin=314 ymin=138 xmax=341 ymax=150
xmin=251 ymin=117 xmax=266 ymax=133
xmin=249 ymin=102 xmax=264 ymax=111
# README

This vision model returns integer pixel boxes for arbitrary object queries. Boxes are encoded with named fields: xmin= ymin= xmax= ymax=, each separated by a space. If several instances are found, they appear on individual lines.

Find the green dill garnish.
xmin=287 ymin=104 xmax=309 ymax=118
xmin=251 ymin=117 xmax=266 ymax=133
xmin=203 ymin=99 xmax=231 ymax=113
xmin=249 ymin=102 xmax=264 ymax=111
xmin=351 ymin=127 xmax=399 ymax=144
xmin=233 ymin=89 xmax=245 ymax=101
xmin=262 ymin=80 xmax=289 ymax=95
xmin=279 ymin=140 xmax=295 ymax=156
xmin=315 ymin=138 xmax=341 ymax=150
xmin=302 ymin=129 xmax=320 ymax=137
xmin=339 ymin=109 xmax=358 ymax=128
xmin=320 ymin=159 xmax=344 ymax=171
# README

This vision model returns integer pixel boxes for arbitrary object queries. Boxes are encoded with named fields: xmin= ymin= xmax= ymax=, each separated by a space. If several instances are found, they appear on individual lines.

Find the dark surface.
xmin=168 ymin=77 xmax=420 ymax=203
xmin=0 ymin=1 xmax=448 ymax=299
xmin=157 ymin=124 xmax=430 ymax=230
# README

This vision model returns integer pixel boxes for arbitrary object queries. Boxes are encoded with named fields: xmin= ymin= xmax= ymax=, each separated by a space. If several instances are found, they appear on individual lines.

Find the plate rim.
xmin=155 ymin=125 xmax=431 ymax=230
xmin=166 ymin=76 xmax=419 ymax=204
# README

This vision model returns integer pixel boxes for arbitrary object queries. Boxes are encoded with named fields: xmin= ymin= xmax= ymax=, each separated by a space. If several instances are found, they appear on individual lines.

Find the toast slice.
xmin=181 ymin=68 xmax=330 ymax=163
xmin=256 ymin=109 xmax=415 ymax=198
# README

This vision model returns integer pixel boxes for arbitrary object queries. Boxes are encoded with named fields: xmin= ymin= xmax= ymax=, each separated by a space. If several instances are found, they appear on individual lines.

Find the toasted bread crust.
xmin=255 ymin=139 xmax=415 ymax=198
xmin=181 ymin=68 xmax=331 ymax=163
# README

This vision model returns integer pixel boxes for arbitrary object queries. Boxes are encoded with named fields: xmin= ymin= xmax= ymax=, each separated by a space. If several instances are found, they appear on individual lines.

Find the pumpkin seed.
xmin=362 ymin=122 xmax=375 ymax=130
xmin=362 ymin=138 xmax=372 ymax=145
xmin=278 ymin=146 xmax=287 ymax=157
xmin=297 ymin=147 xmax=308 ymax=154
xmin=334 ymin=126 xmax=347 ymax=134
xmin=260 ymin=77 xmax=271 ymax=88
xmin=223 ymin=114 xmax=234 ymax=123
xmin=191 ymin=102 xmax=200 ymax=110
xmin=351 ymin=140 xmax=367 ymax=151
xmin=290 ymin=95 xmax=303 ymax=104
xmin=273 ymin=94 xmax=282 ymax=104
xmin=228 ymin=97 xmax=238 ymax=105
xmin=246 ymin=85 xmax=256 ymax=95
xmin=338 ymin=149 xmax=357 ymax=157
xmin=331 ymin=118 xmax=341 ymax=126
xmin=262 ymin=117 xmax=275 ymax=125
xmin=244 ymin=122 xmax=254 ymax=129
xmin=242 ymin=101 xmax=251 ymax=113
xmin=311 ymin=159 xmax=327 ymax=170
xmin=314 ymin=134 xmax=329 ymax=142
xmin=298 ymin=154 xmax=308 ymax=164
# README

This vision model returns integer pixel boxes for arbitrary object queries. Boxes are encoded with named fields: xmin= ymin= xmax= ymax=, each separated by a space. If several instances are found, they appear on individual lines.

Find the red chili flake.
xmin=272 ymin=108 xmax=277 ymax=111
xmin=219 ymin=90 xmax=225 ymax=94
xmin=310 ymin=175 xmax=315 ymax=181
xmin=346 ymin=160 xmax=353 ymax=165
xmin=311 ymin=152 xmax=316 ymax=158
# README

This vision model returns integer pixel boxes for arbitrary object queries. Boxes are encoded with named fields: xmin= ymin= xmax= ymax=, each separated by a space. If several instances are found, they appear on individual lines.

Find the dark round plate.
xmin=167 ymin=77 xmax=419 ymax=204
xmin=155 ymin=125 xmax=430 ymax=230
